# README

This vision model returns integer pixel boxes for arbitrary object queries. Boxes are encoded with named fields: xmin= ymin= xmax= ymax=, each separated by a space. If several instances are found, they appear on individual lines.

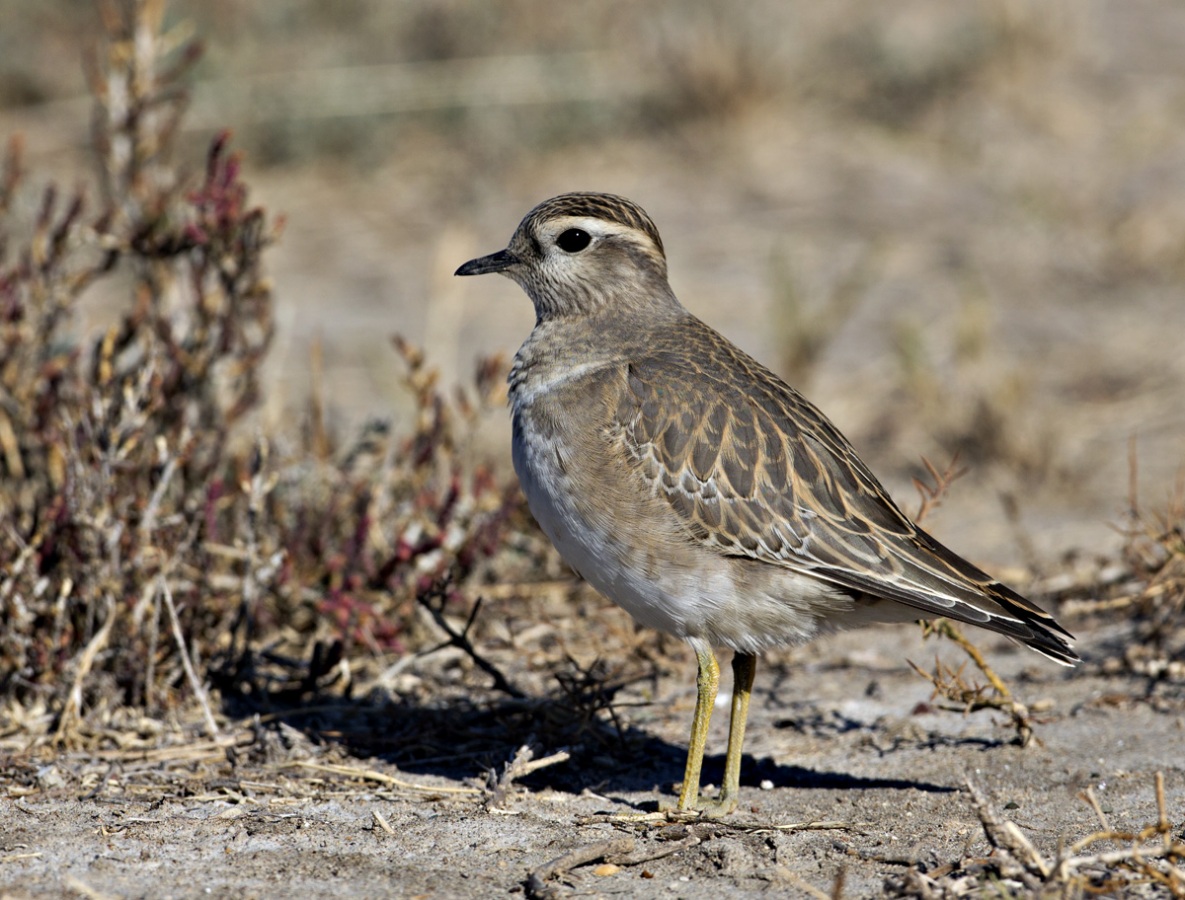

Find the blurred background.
xmin=4 ymin=0 xmax=1184 ymax=569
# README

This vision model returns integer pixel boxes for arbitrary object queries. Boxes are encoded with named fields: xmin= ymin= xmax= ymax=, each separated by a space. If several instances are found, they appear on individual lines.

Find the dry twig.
xmin=911 ymin=454 xmax=967 ymax=525
xmin=486 ymin=744 xmax=571 ymax=811
xmin=911 ymin=775 xmax=1185 ymax=897
xmin=525 ymin=837 xmax=638 ymax=900
xmin=417 ymin=590 xmax=526 ymax=699
xmin=904 ymin=457 xmax=1042 ymax=744
xmin=911 ymin=618 xmax=1037 ymax=746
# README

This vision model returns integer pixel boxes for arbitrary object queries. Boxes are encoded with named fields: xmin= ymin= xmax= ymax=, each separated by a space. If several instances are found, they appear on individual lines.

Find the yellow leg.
xmin=676 ymin=640 xmax=719 ymax=811
xmin=718 ymin=652 xmax=757 ymax=814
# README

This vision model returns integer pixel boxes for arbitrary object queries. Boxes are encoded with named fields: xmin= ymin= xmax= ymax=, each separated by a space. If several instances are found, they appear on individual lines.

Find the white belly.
xmin=511 ymin=419 xmax=693 ymax=636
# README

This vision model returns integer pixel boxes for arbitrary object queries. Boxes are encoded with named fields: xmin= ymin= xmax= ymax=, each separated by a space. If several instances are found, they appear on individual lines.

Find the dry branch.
xmin=911 ymin=618 xmax=1036 ymax=746
xmin=485 ymin=744 xmax=571 ymax=811
xmin=893 ymin=776 xmax=1185 ymax=896
xmin=525 ymin=837 xmax=638 ymax=899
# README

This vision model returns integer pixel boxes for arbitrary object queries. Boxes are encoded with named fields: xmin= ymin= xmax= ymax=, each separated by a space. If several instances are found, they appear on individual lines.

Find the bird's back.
xmin=514 ymin=310 xmax=1077 ymax=664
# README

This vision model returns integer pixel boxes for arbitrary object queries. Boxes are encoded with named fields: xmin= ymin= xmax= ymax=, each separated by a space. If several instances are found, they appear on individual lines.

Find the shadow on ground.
xmin=208 ymin=645 xmax=960 ymax=806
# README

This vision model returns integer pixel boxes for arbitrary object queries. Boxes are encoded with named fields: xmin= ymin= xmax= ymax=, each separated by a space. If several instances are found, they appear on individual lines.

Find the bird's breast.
xmin=509 ymin=384 xmax=828 ymax=650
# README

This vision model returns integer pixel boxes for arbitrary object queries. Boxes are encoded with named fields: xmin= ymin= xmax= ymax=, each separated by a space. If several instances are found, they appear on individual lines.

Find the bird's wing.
xmin=616 ymin=326 xmax=1076 ymax=664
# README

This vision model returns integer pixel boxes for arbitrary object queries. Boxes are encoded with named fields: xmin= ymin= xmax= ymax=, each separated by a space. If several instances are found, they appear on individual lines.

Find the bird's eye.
xmin=555 ymin=228 xmax=591 ymax=253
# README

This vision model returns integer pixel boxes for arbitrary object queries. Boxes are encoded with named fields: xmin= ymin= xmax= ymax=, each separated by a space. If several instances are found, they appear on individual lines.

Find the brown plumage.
xmin=456 ymin=192 xmax=1077 ymax=816
xmin=620 ymin=316 xmax=1076 ymax=664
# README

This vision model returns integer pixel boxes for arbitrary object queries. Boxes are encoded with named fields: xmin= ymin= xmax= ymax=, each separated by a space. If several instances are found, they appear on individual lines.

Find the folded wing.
xmin=617 ymin=328 xmax=1077 ymax=665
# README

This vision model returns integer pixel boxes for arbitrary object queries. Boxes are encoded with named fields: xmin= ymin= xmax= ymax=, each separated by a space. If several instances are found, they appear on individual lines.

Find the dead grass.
xmin=0 ymin=0 xmax=524 ymax=739
xmin=1064 ymin=452 xmax=1185 ymax=685
xmin=887 ymin=775 xmax=1185 ymax=898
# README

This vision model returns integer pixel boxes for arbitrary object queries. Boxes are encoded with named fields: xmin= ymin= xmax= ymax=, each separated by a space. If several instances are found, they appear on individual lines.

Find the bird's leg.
xmin=717 ymin=651 xmax=757 ymax=814
xmin=675 ymin=640 xmax=719 ymax=811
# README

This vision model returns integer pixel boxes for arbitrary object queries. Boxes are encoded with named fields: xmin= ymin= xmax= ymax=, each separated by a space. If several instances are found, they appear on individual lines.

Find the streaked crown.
xmin=520 ymin=193 xmax=665 ymax=257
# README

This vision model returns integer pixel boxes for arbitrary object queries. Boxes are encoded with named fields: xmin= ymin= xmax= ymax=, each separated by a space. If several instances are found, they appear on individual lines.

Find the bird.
xmin=455 ymin=192 xmax=1077 ymax=816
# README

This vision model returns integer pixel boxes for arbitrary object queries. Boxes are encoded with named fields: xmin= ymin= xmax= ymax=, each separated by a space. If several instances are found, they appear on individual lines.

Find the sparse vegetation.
xmin=887 ymin=775 xmax=1185 ymax=897
xmin=1072 ymin=456 xmax=1185 ymax=684
xmin=0 ymin=0 xmax=522 ymax=735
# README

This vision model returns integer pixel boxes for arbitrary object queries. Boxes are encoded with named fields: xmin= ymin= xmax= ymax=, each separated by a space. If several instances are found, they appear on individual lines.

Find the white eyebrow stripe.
xmin=545 ymin=216 xmax=645 ymax=241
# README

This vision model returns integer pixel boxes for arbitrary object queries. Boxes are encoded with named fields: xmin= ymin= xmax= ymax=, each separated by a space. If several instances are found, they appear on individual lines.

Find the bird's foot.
xmin=659 ymin=792 xmax=738 ymax=820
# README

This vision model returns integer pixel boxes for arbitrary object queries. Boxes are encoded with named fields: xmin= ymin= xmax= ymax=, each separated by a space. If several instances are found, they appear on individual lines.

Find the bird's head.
xmin=456 ymin=192 xmax=677 ymax=321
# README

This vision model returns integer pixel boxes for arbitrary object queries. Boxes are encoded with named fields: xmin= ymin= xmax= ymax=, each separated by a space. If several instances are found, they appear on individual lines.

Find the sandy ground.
xmin=3 ymin=616 xmax=1183 ymax=899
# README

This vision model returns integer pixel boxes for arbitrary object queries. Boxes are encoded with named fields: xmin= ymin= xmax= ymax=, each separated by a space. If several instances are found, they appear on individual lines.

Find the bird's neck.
xmin=527 ymin=278 xmax=685 ymax=325
xmin=511 ymin=293 xmax=688 ymax=396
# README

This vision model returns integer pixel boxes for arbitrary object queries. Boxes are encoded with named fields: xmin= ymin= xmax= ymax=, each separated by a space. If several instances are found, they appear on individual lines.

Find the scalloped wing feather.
xmin=618 ymin=318 xmax=1077 ymax=665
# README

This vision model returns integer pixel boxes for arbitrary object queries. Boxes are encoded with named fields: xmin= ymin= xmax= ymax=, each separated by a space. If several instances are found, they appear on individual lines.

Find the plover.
xmin=456 ymin=192 xmax=1076 ymax=815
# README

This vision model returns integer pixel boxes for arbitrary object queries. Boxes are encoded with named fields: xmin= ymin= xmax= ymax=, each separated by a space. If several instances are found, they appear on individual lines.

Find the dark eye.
xmin=555 ymin=228 xmax=591 ymax=253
